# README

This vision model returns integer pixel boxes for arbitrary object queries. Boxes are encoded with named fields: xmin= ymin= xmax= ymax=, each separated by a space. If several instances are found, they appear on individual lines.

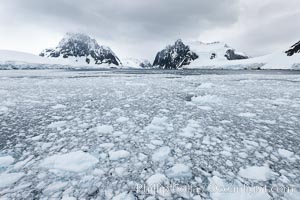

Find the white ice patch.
xmin=109 ymin=150 xmax=130 ymax=161
xmin=111 ymin=192 xmax=136 ymax=200
xmin=278 ymin=149 xmax=294 ymax=158
xmin=208 ymin=176 xmax=270 ymax=200
xmin=152 ymin=146 xmax=171 ymax=162
xmin=238 ymin=165 xmax=275 ymax=181
xmin=191 ymin=95 xmax=221 ymax=104
xmin=145 ymin=116 xmax=173 ymax=132
xmin=0 ymin=155 xmax=15 ymax=167
xmin=146 ymin=173 xmax=168 ymax=186
xmin=0 ymin=106 xmax=9 ymax=114
xmin=48 ymin=121 xmax=67 ymax=129
xmin=51 ymin=104 xmax=66 ymax=109
xmin=0 ymin=172 xmax=25 ymax=188
xmin=197 ymin=82 xmax=214 ymax=89
xmin=116 ymin=117 xmax=129 ymax=123
xmin=96 ymin=125 xmax=114 ymax=134
xmin=179 ymin=120 xmax=200 ymax=138
xmin=166 ymin=164 xmax=192 ymax=179
xmin=43 ymin=181 xmax=68 ymax=195
xmin=238 ymin=112 xmax=256 ymax=118
xmin=40 ymin=151 xmax=98 ymax=173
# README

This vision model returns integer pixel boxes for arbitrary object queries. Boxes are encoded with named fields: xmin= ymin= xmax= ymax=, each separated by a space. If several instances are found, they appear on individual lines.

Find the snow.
xmin=238 ymin=165 xmax=275 ymax=181
xmin=111 ymin=192 xmax=136 ymax=200
xmin=146 ymin=173 xmax=168 ymax=186
xmin=188 ymin=50 xmax=300 ymax=70
xmin=238 ymin=112 xmax=256 ymax=118
xmin=165 ymin=164 xmax=192 ymax=179
xmin=0 ymin=50 xmax=118 ymax=69
xmin=0 ymin=155 xmax=15 ymax=167
xmin=208 ymin=176 xmax=271 ymax=200
xmin=152 ymin=146 xmax=171 ymax=162
xmin=96 ymin=125 xmax=114 ymax=134
xmin=109 ymin=150 xmax=130 ymax=161
xmin=40 ymin=151 xmax=98 ymax=172
xmin=191 ymin=95 xmax=221 ymax=104
xmin=278 ymin=148 xmax=294 ymax=158
xmin=0 ymin=172 xmax=25 ymax=188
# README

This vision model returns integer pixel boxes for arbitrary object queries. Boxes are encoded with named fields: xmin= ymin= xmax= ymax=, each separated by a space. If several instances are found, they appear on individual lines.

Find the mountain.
xmin=153 ymin=39 xmax=198 ymax=69
xmin=188 ymin=41 xmax=248 ymax=61
xmin=122 ymin=58 xmax=152 ymax=68
xmin=285 ymin=41 xmax=300 ymax=56
xmin=40 ymin=33 xmax=121 ymax=66
xmin=153 ymin=40 xmax=248 ymax=69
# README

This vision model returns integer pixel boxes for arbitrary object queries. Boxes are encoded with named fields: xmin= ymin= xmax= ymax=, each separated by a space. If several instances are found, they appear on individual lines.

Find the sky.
xmin=0 ymin=0 xmax=299 ymax=60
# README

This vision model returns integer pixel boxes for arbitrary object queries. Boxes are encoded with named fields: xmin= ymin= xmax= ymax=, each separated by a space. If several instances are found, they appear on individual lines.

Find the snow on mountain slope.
xmin=187 ymin=51 xmax=300 ymax=70
xmin=188 ymin=41 xmax=248 ymax=61
xmin=0 ymin=50 xmax=119 ymax=69
xmin=0 ymin=50 xmax=47 ymax=64
xmin=122 ymin=58 xmax=152 ymax=68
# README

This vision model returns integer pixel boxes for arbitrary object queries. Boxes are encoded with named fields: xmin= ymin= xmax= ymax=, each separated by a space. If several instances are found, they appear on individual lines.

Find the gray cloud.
xmin=0 ymin=0 xmax=299 ymax=59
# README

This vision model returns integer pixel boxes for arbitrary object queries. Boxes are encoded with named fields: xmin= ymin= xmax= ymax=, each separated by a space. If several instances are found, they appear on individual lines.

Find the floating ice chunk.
xmin=115 ymin=167 xmax=128 ymax=177
xmin=116 ymin=117 xmax=129 ymax=123
xmin=43 ymin=181 xmax=68 ymax=195
xmin=198 ymin=106 xmax=213 ymax=111
xmin=109 ymin=150 xmax=130 ymax=161
xmin=191 ymin=95 xmax=221 ymax=104
xmin=48 ymin=121 xmax=67 ymax=128
xmin=99 ymin=143 xmax=114 ymax=148
xmin=278 ymin=149 xmax=294 ymax=158
xmin=146 ymin=173 xmax=168 ymax=185
xmin=238 ymin=112 xmax=256 ymax=118
xmin=238 ymin=165 xmax=275 ymax=181
xmin=96 ymin=125 xmax=114 ymax=134
xmin=145 ymin=116 xmax=172 ymax=132
xmin=152 ymin=146 xmax=171 ymax=162
xmin=52 ymin=104 xmax=66 ymax=109
xmin=111 ymin=191 xmax=136 ymax=200
xmin=166 ymin=164 xmax=192 ymax=179
xmin=0 ymin=172 xmax=25 ymax=188
xmin=0 ymin=155 xmax=15 ymax=167
xmin=150 ymin=139 xmax=164 ymax=145
xmin=62 ymin=196 xmax=76 ymax=200
xmin=40 ymin=151 xmax=98 ymax=172
xmin=198 ymin=82 xmax=214 ymax=89
xmin=0 ymin=106 xmax=9 ymax=114
xmin=208 ymin=176 xmax=270 ymax=200
xmin=179 ymin=120 xmax=200 ymax=138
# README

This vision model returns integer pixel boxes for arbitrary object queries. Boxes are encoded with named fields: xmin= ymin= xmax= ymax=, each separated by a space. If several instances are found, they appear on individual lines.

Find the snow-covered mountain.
xmin=285 ymin=41 xmax=300 ymax=56
xmin=153 ymin=40 xmax=248 ymax=69
xmin=40 ymin=33 xmax=121 ymax=66
xmin=153 ymin=39 xmax=199 ymax=69
xmin=188 ymin=41 xmax=248 ymax=61
xmin=122 ymin=58 xmax=152 ymax=68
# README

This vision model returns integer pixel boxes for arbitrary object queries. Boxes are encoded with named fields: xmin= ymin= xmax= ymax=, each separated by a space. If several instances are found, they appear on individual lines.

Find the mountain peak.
xmin=40 ymin=33 xmax=121 ymax=66
xmin=285 ymin=41 xmax=300 ymax=56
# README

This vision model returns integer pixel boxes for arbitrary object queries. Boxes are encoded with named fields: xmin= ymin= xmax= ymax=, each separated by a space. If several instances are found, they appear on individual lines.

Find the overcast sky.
xmin=0 ymin=0 xmax=299 ymax=60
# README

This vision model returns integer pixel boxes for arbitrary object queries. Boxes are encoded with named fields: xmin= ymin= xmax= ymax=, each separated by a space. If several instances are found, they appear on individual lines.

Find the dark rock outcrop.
xmin=40 ymin=33 xmax=121 ymax=66
xmin=225 ymin=49 xmax=249 ymax=60
xmin=285 ymin=41 xmax=300 ymax=56
xmin=153 ymin=39 xmax=198 ymax=69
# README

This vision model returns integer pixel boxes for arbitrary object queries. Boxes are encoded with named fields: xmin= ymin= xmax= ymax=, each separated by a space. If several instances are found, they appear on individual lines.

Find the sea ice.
xmin=40 ymin=151 xmax=98 ymax=172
